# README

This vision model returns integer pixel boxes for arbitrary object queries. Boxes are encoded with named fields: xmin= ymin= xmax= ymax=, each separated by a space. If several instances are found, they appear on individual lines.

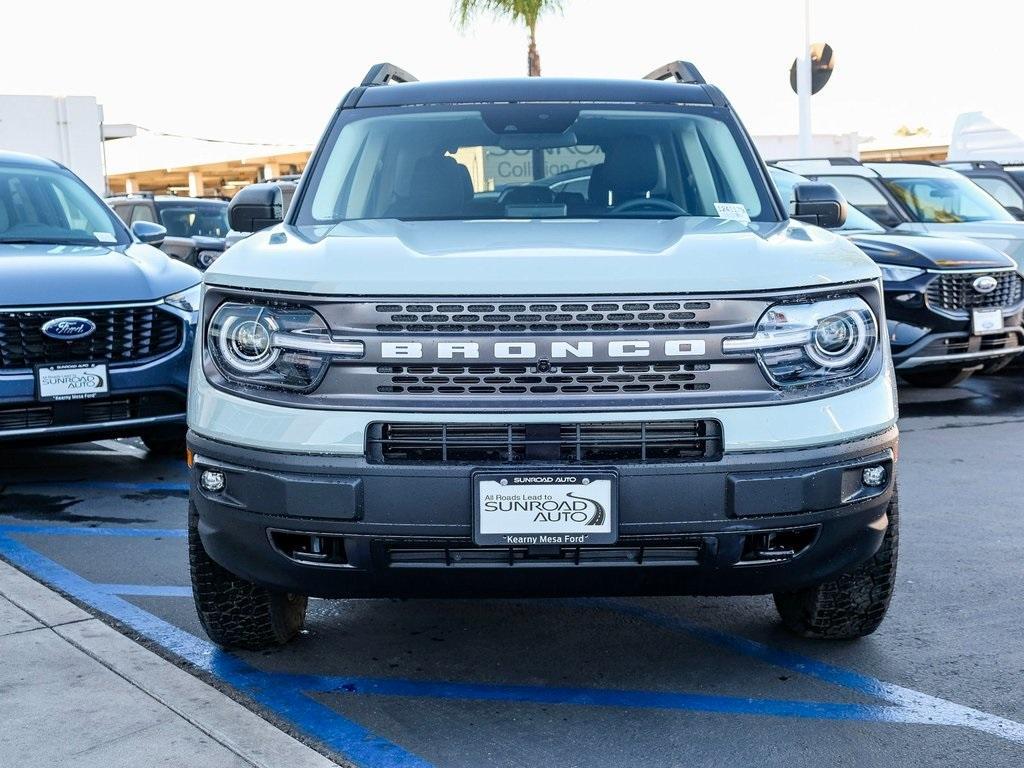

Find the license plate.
xmin=36 ymin=362 xmax=109 ymax=401
xmin=473 ymin=471 xmax=617 ymax=546
xmin=972 ymin=308 xmax=1004 ymax=335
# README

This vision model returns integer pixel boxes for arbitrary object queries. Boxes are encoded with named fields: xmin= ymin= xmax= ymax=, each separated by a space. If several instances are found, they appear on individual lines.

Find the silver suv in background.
xmin=107 ymin=193 xmax=230 ymax=270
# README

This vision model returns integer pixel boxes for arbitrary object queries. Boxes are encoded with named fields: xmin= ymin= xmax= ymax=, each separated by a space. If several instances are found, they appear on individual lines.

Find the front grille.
xmin=376 ymin=363 xmax=713 ymax=396
xmin=373 ymin=300 xmax=714 ymax=334
xmin=0 ymin=305 xmax=183 ymax=371
xmin=926 ymin=271 xmax=1024 ymax=316
xmin=0 ymin=393 xmax=184 ymax=434
xmin=366 ymin=420 xmax=723 ymax=464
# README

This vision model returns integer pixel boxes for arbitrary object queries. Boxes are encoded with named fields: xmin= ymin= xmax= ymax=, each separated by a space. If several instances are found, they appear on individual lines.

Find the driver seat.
xmin=588 ymin=135 xmax=660 ymax=207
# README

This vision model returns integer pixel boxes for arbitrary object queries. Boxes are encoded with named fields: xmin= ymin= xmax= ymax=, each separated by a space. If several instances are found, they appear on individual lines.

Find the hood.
xmin=845 ymin=232 xmax=1015 ymax=271
xmin=205 ymin=217 xmax=880 ymax=295
xmin=897 ymin=221 xmax=1024 ymax=268
xmin=0 ymin=242 xmax=200 ymax=307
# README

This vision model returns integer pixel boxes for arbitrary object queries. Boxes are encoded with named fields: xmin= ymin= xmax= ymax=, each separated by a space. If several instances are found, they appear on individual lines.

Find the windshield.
xmin=156 ymin=201 xmax=230 ymax=237
xmin=297 ymin=104 xmax=777 ymax=225
xmin=882 ymin=176 xmax=1016 ymax=224
xmin=768 ymin=167 xmax=883 ymax=232
xmin=0 ymin=163 xmax=128 ymax=246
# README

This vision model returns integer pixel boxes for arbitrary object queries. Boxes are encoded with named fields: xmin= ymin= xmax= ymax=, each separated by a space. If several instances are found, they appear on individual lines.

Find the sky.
xmin=1 ymin=0 xmax=1019 ymax=155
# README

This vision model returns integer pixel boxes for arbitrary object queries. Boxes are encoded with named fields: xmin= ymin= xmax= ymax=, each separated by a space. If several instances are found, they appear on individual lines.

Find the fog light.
xmin=200 ymin=470 xmax=225 ymax=492
xmin=862 ymin=465 xmax=887 ymax=488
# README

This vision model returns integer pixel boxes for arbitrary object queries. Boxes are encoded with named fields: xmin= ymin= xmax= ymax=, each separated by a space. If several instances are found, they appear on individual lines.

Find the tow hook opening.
xmin=740 ymin=527 xmax=818 ymax=564
xmin=270 ymin=531 xmax=349 ymax=566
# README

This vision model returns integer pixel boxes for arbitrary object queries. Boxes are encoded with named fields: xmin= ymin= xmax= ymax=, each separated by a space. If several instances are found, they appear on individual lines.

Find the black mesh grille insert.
xmin=925 ymin=271 xmax=1024 ymax=315
xmin=0 ymin=306 xmax=183 ymax=370
xmin=375 ymin=363 xmax=713 ymax=396
xmin=366 ymin=420 xmax=723 ymax=464
xmin=373 ymin=300 xmax=714 ymax=334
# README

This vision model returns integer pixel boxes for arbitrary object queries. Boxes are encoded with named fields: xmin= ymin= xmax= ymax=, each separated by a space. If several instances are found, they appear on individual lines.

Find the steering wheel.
xmin=609 ymin=198 xmax=687 ymax=215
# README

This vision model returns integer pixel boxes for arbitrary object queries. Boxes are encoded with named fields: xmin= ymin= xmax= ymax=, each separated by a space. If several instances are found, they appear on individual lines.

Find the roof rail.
xmin=105 ymin=191 xmax=155 ymax=200
xmin=361 ymin=63 xmax=418 ymax=87
xmin=771 ymin=157 xmax=863 ymax=167
xmin=941 ymin=160 xmax=1003 ymax=170
xmin=643 ymin=61 xmax=706 ymax=85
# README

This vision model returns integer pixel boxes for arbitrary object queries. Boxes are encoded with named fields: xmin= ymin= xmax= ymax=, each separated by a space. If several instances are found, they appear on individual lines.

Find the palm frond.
xmin=453 ymin=0 xmax=563 ymax=30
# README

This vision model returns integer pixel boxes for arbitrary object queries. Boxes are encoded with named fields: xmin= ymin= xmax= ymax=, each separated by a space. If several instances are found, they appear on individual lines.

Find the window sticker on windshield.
xmin=714 ymin=203 xmax=751 ymax=223
xmin=94 ymin=232 xmax=117 ymax=243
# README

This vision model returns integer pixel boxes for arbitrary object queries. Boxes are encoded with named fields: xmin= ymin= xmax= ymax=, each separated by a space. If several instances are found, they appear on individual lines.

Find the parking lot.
xmin=0 ymin=374 xmax=1021 ymax=767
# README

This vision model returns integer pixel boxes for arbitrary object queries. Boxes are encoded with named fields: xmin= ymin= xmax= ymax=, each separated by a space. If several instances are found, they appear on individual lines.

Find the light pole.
xmin=797 ymin=0 xmax=812 ymax=156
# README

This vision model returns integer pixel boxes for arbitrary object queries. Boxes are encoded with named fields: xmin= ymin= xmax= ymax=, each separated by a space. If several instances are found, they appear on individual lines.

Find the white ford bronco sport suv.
xmin=187 ymin=62 xmax=900 ymax=649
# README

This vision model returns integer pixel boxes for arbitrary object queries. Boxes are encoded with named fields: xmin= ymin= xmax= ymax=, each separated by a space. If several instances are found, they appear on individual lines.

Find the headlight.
xmin=165 ymin=284 xmax=202 ymax=313
xmin=208 ymin=302 xmax=363 ymax=391
xmin=723 ymin=296 xmax=877 ymax=388
xmin=877 ymin=264 xmax=924 ymax=282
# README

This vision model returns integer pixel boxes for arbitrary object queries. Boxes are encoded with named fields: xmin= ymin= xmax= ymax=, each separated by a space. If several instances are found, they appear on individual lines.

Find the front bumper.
xmin=0 ymin=326 xmax=194 ymax=443
xmin=188 ymin=426 xmax=898 ymax=599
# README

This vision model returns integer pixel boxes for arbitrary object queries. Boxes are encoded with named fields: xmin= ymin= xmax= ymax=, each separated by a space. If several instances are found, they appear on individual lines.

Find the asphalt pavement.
xmin=2 ymin=372 xmax=1024 ymax=767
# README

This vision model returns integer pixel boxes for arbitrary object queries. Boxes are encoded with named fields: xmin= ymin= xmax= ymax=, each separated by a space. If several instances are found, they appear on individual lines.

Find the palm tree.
xmin=454 ymin=0 xmax=564 ymax=76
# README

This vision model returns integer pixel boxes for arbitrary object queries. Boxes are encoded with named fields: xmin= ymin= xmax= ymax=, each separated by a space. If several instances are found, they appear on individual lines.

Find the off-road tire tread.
xmin=188 ymin=502 xmax=306 ymax=649
xmin=773 ymin=487 xmax=899 ymax=639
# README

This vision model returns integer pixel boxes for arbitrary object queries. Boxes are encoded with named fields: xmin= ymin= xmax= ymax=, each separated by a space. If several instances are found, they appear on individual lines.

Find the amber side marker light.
xmin=186 ymin=448 xmax=194 ymax=468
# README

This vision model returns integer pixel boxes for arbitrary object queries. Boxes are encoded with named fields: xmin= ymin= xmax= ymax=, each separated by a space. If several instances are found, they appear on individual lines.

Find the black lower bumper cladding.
xmin=187 ymin=427 xmax=897 ymax=599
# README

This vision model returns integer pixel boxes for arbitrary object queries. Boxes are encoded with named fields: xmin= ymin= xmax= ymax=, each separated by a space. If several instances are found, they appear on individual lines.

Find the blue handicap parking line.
xmin=1 ymin=522 xmax=1023 ymax=752
xmin=0 ymin=529 xmax=435 ymax=768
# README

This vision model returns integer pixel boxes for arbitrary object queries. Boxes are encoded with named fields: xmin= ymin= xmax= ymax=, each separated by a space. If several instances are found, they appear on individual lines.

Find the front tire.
xmin=899 ymin=366 xmax=972 ymax=388
xmin=189 ymin=502 xmax=307 ymax=649
xmin=773 ymin=487 xmax=898 ymax=639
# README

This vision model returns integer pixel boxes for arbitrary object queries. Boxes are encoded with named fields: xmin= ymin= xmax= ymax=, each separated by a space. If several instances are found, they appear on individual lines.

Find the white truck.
xmin=186 ymin=62 xmax=900 ymax=649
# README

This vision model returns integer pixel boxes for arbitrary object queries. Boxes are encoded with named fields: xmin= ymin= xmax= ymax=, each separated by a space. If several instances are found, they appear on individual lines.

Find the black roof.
xmin=353 ymin=77 xmax=715 ymax=108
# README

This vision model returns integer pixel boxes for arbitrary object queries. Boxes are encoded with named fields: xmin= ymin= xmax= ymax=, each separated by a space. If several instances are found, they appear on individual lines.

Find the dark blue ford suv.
xmin=0 ymin=151 xmax=199 ymax=453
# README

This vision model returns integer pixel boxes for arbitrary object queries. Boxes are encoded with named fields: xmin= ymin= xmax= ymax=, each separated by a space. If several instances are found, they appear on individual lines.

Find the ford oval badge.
xmin=41 ymin=317 xmax=97 ymax=341
xmin=972 ymin=275 xmax=999 ymax=294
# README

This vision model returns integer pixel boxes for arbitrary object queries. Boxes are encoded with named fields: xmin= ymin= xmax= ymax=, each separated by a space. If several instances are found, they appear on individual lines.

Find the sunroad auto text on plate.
xmin=473 ymin=471 xmax=618 ymax=546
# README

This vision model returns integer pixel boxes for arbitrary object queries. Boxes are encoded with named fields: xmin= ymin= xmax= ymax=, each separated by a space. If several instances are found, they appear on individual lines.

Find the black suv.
xmin=771 ymin=167 xmax=1024 ymax=386
xmin=107 ymin=193 xmax=229 ymax=270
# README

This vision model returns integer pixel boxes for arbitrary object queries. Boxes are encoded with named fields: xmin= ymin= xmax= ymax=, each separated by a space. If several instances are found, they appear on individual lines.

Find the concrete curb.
xmin=0 ymin=559 xmax=341 ymax=768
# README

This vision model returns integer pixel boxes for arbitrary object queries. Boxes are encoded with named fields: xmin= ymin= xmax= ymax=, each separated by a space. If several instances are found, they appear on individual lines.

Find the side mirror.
xmin=131 ymin=220 xmax=166 ymax=246
xmin=229 ymin=183 xmax=284 ymax=233
xmin=790 ymin=182 xmax=848 ymax=229
xmin=1005 ymin=206 xmax=1024 ymax=221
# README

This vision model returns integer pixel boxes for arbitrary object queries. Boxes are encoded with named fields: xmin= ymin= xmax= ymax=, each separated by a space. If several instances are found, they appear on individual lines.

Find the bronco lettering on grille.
xmin=380 ymin=339 xmax=707 ymax=360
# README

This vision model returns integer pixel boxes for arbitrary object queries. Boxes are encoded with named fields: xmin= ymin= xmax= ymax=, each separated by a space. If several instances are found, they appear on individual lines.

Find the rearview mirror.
xmin=1005 ymin=206 xmax=1024 ymax=221
xmin=131 ymin=220 xmax=166 ymax=246
xmin=229 ymin=183 xmax=285 ymax=233
xmin=790 ymin=182 xmax=847 ymax=229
